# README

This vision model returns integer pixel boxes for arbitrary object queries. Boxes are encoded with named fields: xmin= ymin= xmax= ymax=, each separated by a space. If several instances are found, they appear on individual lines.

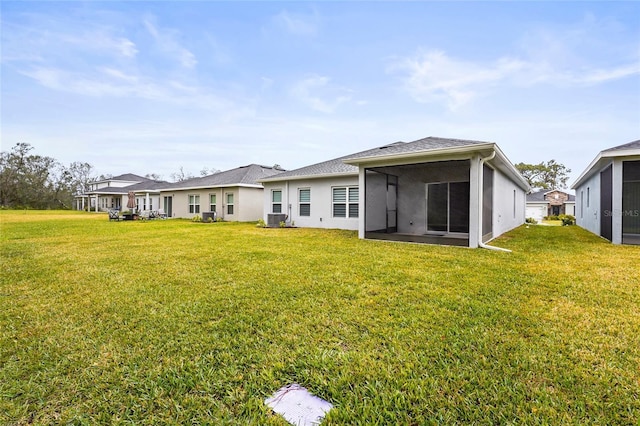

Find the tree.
xmin=145 ymin=173 xmax=163 ymax=180
xmin=0 ymin=142 xmax=58 ymax=208
xmin=170 ymin=166 xmax=194 ymax=182
xmin=515 ymin=160 xmax=571 ymax=190
xmin=199 ymin=167 xmax=220 ymax=176
xmin=54 ymin=161 xmax=95 ymax=208
xmin=0 ymin=143 xmax=96 ymax=209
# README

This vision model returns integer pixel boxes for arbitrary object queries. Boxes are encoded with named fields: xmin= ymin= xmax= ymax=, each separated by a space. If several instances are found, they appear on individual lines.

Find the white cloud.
xmin=143 ymin=17 xmax=197 ymax=68
xmin=390 ymin=48 xmax=639 ymax=110
xmin=390 ymin=50 xmax=526 ymax=110
xmin=577 ymin=64 xmax=640 ymax=84
xmin=290 ymin=75 xmax=352 ymax=113
xmin=272 ymin=10 xmax=319 ymax=36
xmin=19 ymin=66 xmax=233 ymax=110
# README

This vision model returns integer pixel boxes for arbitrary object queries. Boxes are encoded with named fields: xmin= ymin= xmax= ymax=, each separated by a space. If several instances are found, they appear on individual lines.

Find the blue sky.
xmin=2 ymin=1 xmax=639 ymax=186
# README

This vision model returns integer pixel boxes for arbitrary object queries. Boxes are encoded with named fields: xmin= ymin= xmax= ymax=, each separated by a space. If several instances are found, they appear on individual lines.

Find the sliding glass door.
xmin=427 ymin=182 xmax=470 ymax=234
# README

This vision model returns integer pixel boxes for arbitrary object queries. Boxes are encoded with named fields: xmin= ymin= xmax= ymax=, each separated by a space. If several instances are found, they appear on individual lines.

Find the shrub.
xmin=192 ymin=215 xmax=202 ymax=222
xmin=525 ymin=217 xmax=537 ymax=224
xmin=545 ymin=215 xmax=560 ymax=221
xmin=256 ymin=218 xmax=266 ymax=228
xmin=207 ymin=217 xmax=214 ymax=223
xmin=559 ymin=214 xmax=576 ymax=226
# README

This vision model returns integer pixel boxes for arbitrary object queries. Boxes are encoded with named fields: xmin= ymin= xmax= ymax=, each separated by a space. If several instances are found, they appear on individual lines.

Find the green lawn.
xmin=1 ymin=211 xmax=639 ymax=424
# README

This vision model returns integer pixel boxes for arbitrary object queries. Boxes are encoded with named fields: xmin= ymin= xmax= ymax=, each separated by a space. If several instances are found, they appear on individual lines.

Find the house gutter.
xmin=478 ymin=151 xmax=512 ymax=253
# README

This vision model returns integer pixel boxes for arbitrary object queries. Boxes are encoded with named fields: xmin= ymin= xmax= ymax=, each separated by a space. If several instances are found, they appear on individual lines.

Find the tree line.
xmin=0 ymin=143 xmax=95 ymax=209
xmin=0 ymin=143 xmax=222 ymax=210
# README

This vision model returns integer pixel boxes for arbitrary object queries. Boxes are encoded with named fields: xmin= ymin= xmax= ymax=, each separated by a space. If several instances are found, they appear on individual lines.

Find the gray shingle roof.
xmin=526 ymin=190 xmax=548 ymax=202
xmin=261 ymin=136 xmax=491 ymax=181
xmin=347 ymin=136 xmax=491 ymax=160
xmin=162 ymin=164 xmax=284 ymax=190
xmin=108 ymin=173 xmax=148 ymax=182
xmin=92 ymin=179 xmax=170 ymax=194
xmin=603 ymin=139 xmax=640 ymax=152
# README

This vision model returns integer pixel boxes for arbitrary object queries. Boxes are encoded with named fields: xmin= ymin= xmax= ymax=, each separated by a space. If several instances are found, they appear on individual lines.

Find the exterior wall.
xmin=526 ymin=203 xmax=548 ymax=222
xmin=492 ymin=167 xmax=526 ymax=238
xmin=237 ymin=187 xmax=265 ymax=221
xmin=564 ymin=202 xmax=576 ymax=216
xmin=574 ymin=164 xmax=604 ymax=237
xmin=91 ymin=180 xmax=140 ymax=190
xmin=262 ymin=176 xmax=360 ymax=230
xmin=133 ymin=195 xmax=161 ymax=212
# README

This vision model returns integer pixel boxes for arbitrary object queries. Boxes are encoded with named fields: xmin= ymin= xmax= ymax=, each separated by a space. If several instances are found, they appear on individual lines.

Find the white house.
xmin=572 ymin=140 xmax=640 ymax=245
xmin=260 ymin=136 xmax=530 ymax=248
xmin=78 ymin=174 xmax=167 ymax=213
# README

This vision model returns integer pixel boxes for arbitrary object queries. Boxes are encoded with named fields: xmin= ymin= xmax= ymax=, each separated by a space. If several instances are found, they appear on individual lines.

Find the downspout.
xmin=286 ymin=181 xmax=291 ymax=224
xmin=478 ymin=150 xmax=512 ymax=253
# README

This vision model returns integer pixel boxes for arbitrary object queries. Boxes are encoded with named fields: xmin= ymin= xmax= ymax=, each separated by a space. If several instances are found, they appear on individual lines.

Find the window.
xmin=299 ymin=188 xmax=310 ymax=216
xmin=587 ymin=187 xmax=590 ymax=208
xmin=189 ymin=195 xmax=200 ymax=214
xmin=513 ymin=190 xmax=517 ymax=218
xmin=333 ymin=187 xmax=358 ymax=218
xmin=226 ymin=193 xmax=234 ymax=215
xmin=209 ymin=194 xmax=217 ymax=212
xmin=272 ymin=190 xmax=282 ymax=213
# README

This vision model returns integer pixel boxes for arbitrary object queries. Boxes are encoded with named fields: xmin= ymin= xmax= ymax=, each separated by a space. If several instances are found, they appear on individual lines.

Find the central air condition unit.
xmin=267 ymin=213 xmax=287 ymax=227
xmin=202 ymin=212 xmax=217 ymax=221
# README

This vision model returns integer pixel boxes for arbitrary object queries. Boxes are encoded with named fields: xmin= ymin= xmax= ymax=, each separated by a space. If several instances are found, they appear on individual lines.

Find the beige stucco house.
xmin=157 ymin=164 xmax=284 ymax=220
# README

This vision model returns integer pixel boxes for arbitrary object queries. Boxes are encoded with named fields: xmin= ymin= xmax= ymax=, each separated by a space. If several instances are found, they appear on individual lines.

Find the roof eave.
xmin=343 ymin=143 xmax=497 ymax=166
xmin=259 ymin=171 xmax=358 ymax=183
xmin=572 ymin=148 xmax=640 ymax=189
xmin=158 ymin=183 xmax=264 ymax=191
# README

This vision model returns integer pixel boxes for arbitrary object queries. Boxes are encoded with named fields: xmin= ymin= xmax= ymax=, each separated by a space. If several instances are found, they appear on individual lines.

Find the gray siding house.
xmin=572 ymin=140 xmax=640 ymax=245
xmin=260 ymin=136 xmax=530 ymax=248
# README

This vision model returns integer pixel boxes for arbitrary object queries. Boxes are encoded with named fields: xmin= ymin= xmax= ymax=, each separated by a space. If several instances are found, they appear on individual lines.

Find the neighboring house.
xmin=260 ymin=136 xmax=530 ymax=248
xmin=526 ymin=189 xmax=576 ymax=222
xmin=572 ymin=140 xmax=640 ymax=245
xmin=77 ymin=174 xmax=166 ymax=212
xmin=158 ymin=164 xmax=284 ymax=220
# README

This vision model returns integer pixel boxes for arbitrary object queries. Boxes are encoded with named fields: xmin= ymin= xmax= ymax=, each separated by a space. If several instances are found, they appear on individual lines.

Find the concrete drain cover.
xmin=265 ymin=383 xmax=333 ymax=425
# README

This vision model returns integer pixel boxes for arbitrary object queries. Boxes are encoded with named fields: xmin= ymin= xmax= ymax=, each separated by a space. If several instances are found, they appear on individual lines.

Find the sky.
xmin=2 ymin=1 xmax=639 ymax=187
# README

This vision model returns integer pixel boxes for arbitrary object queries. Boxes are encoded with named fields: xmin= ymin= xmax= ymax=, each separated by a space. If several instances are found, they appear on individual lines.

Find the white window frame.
xmin=272 ymin=189 xmax=283 ymax=214
xmin=332 ymin=186 xmax=358 ymax=218
xmin=209 ymin=194 xmax=217 ymax=212
xmin=226 ymin=193 xmax=234 ymax=215
xmin=189 ymin=194 xmax=200 ymax=214
xmin=299 ymin=188 xmax=311 ymax=217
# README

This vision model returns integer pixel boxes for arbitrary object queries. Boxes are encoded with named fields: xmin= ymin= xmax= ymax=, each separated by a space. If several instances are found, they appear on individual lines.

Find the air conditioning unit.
xmin=202 ymin=212 xmax=217 ymax=222
xmin=267 ymin=213 xmax=287 ymax=227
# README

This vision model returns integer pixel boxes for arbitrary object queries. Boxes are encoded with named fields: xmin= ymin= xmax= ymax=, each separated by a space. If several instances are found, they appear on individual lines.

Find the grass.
xmin=1 ymin=210 xmax=639 ymax=424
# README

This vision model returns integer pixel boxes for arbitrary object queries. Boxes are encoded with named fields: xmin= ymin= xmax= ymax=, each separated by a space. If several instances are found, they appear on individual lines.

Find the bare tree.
xmin=170 ymin=166 xmax=194 ymax=182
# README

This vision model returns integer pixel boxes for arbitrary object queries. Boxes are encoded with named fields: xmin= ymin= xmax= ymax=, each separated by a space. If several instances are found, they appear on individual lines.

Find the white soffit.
xmin=265 ymin=383 xmax=333 ymax=426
